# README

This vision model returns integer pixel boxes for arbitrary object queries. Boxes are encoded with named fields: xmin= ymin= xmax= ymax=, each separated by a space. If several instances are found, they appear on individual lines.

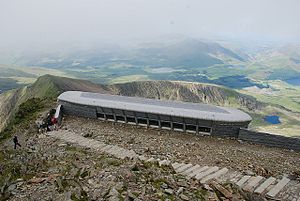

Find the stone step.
xmin=49 ymin=131 xmax=135 ymax=160
xmin=118 ymin=149 xmax=131 ymax=159
xmin=181 ymin=164 xmax=200 ymax=175
xmin=175 ymin=164 xmax=193 ymax=173
xmin=125 ymin=150 xmax=137 ymax=159
xmin=200 ymin=168 xmax=228 ymax=184
xmin=146 ymin=157 xmax=156 ymax=162
xmin=116 ymin=147 xmax=128 ymax=155
xmin=172 ymin=163 xmax=184 ymax=170
xmin=159 ymin=160 xmax=171 ymax=166
xmin=195 ymin=166 xmax=219 ymax=180
xmin=187 ymin=166 xmax=210 ymax=178
xmin=274 ymin=180 xmax=300 ymax=200
xmin=109 ymin=147 xmax=122 ymax=156
xmin=105 ymin=145 xmax=117 ymax=153
xmin=101 ymin=145 xmax=113 ymax=152
xmin=95 ymin=143 xmax=107 ymax=150
xmin=48 ymin=130 xmax=298 ymax=200
xmin=89 ymin=141 xmax=102 ymax=149
xmin=236 ymin=175 xmax=251 ymax=187
xmin=230 ymin=173 xmax=242 ymax=183
xmin=138 ymin=155 xmax=147 ymax=161
xmin=110 ymin=148 xmax=122 ymax=156
xmin=243 ymin=176 xmax=264 ymax=192
xmin=119 ymin=153 xmax=129 ymax=159
xmin=62 ymin=134 xmax=75 ymax=141
xmin=266 ymin=177 xmax=290 ymax=198
xmin=217 ymin=171 xmax=240 ymax=183
xmin=117 ymin=150 xmax=131 ymax=159
xmin=83 ymin=140 xmax=93 ymax=147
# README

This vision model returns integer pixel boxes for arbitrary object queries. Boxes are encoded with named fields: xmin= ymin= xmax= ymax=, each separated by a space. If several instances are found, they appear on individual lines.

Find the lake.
xmin=264 ymin=115 xmax=281 ymax=124
xmin=286 ymin=78 xmax=300 ymax=86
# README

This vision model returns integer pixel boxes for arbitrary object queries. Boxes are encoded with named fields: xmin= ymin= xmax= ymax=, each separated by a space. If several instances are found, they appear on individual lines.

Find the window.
xmin=199 ymin=126 xmax=211 ymax=133
xmin=149 ymin=119 xmax=159 ymax=127
xmin=127 ymin=116 xmax=136 ymax=123
xmin=106 ymin=114 xmax=115 ymax=121
xmin=161 ymin=121 xmax=171 ymax=129
xmin=96 ymin=113 xmax=105 ymax=119
xmin=116 ymin=115 xmax=125 ymax=122
xmin=137 ymin=118 xmax=147 ymax=125
xmin=186 ymin=124 xmax=197 ymax=132
xmin=173 ymin=122 xmax=184 ymax=131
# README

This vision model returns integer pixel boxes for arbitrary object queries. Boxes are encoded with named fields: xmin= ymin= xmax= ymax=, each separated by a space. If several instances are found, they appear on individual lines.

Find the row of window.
xmin=96 ymin=112 xmax=211 ymax=133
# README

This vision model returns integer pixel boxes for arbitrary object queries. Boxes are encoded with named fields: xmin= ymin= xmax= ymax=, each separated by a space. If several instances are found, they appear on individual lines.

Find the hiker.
xmin=51 ymin=116 xmax=58 ymax=130
xmin=46 ymin=113 xmax=53 ymax=131
xmin=13 ymin=136 xmax=21 ymax=149
xmin=37 ymin=120 xmax=48 ymax=133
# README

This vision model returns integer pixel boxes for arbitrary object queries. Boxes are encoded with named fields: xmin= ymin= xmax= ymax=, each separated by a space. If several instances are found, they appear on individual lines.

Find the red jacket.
xmin=51 ymin=117 xmax=57 ymax=125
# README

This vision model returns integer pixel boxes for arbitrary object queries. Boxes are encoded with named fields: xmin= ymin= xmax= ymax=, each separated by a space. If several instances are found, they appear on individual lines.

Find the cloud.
xmin=0 ymin=0 xmax=299 ymax=49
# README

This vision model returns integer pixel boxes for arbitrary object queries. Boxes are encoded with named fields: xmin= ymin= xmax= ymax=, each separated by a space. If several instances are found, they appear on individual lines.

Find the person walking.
xmin=13 ymin=136 xmax=21 ymax=149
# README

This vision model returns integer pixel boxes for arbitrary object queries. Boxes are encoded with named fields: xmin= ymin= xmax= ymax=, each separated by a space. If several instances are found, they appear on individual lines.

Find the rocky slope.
xmin=0 ymin=121 xmax=259 ymax=201
xmin=109 ymin=80 xmax=262 ymax=111
xmin=0 ymin=88 xmax=28 ymax=134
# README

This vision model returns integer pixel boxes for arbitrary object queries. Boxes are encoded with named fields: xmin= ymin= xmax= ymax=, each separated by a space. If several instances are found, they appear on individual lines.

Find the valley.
xmin=0 ymin=38 xmax=300 ymax=137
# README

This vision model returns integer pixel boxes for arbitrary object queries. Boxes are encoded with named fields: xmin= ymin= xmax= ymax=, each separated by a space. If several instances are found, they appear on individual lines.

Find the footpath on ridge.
xmin=48 ymin=130 xmax=300 ymax=201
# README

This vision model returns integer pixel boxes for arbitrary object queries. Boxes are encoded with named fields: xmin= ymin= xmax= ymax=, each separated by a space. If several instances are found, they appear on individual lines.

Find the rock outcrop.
xmin=109 ymin=80 xmax=262 ymax=111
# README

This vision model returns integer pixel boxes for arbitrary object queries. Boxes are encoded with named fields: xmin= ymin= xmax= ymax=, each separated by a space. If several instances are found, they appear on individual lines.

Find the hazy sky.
xmin=1 ymin=0 xmax=300 ymax=48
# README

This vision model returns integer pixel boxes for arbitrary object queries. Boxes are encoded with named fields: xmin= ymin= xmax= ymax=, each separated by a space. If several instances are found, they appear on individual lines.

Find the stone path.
xmin=47 ymin=130 xmax=300 ymax=200
xmin=48 ymin=130 xmax=138 ymax=160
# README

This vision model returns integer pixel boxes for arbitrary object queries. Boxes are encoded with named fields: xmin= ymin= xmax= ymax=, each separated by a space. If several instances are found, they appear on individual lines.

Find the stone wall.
xmin=238 ymin=128 xmax=300 ymax=151
xmin=211 ymin=121 xmax=249 ymax=138
xmin=211 ymin=124 xmax=240 ymax=138
xmin=60 ymin=101 xmax=97 ymax=119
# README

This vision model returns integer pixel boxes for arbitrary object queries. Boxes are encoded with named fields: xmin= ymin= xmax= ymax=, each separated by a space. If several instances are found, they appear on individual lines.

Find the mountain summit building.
xmin=58 ymin=91 xmax=252 ymax=137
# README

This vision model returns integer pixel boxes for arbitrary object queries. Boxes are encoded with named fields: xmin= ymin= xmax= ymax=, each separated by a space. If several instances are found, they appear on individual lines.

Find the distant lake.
xmin=264 ymin=115 xmax=281 ymax=124
xmin=285 ymin=78 xmax=300 ymax=86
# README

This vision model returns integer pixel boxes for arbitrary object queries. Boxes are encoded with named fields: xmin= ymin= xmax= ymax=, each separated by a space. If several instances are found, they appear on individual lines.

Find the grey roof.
xmin=58 ymin=91 xmax=252 ymax=122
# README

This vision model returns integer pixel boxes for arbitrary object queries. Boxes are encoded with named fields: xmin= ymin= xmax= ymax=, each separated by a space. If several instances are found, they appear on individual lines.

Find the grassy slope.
xmin=0 ymin=74 xmax=109 ymax=135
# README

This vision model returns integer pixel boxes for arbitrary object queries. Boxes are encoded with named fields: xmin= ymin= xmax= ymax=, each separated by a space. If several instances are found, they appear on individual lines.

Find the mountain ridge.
xmin=0 ymin=74 xmax=262 ymax=134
